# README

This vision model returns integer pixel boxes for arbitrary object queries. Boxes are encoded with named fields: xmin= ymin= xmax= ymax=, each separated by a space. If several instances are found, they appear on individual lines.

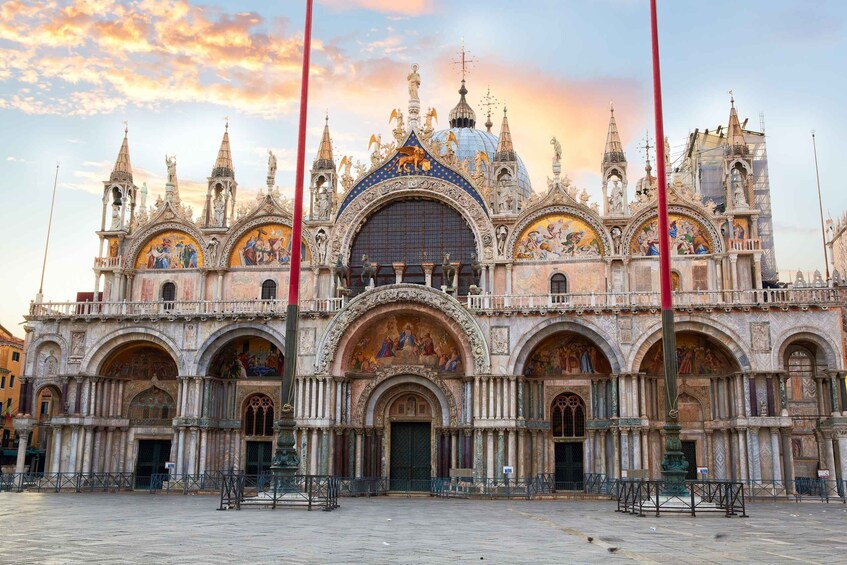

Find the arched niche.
xmin=344 ymin=312 xmax=465 ymax=375
xmin=513 ymin=213 xmax=605 ymax=260
xmin=523 ymin=332 xmax=613 ymax=377
xmin=228 ymin=223 xmax=310 ymax=267
xmin=347 ymin=198 xmax=478 ymax=295
xmin=99 ymin=343 xmax=178 ymax=380
xmin=128 ymin=387 xmax=176 ymax=424
xmin=209 ymin=336 xmax=284 ymax=379
xmin=638 ymin=331 xmax=739 ymax=376
xmin=134 ymin=230 xmax=204 ymax=269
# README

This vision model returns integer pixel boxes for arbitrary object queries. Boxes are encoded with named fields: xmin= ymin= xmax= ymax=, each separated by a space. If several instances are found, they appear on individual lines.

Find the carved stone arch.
xmin=773 ymin=327 xmax=842 ymax=371
xmin=194 ymin=322 xmax=287 ymax=376
xmin=330 ymin=177 xmax=495 ymax=262
xmin=24 ymin=335 xmax=66 ymax=377
xmin=628 ymin=316 xmax=752 ymax=373
xmin=316 ymin=284 xmax=490 ymax=375
xmin=81 ymin=328 xmax=184 ymax=376
xmin=372 ymin=383 xmax=442 ymax=428
xmin=506 ymin=205 xmax=612 ymax=258
xmin=218 ymin=214 xmax=316 ymax=270
xmin=603 ymin=165 xmax=627 ymax=184
xmin=508 ymin=317 xmax=623 ymax=376
xmin=726 ymin=158 xmax=752 ymax=176
xmin=126 ymin=221 xmax=206 ymax=269
xmin=623 ymin=205 xmax=724 ymax=256
xmin=355 ymin=366 xmax=457 ymax=427
xmin=676 ymin=384 xmax=710 ymax=422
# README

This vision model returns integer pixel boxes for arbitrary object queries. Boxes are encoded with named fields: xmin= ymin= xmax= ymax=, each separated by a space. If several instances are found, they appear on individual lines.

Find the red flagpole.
xmin=272 ymin=0 xmax=313 ymax=481
xmin=650 ymin=0 xmax=687 ymax=493
xmin=288 ymin=0 xmax=313 ymax=307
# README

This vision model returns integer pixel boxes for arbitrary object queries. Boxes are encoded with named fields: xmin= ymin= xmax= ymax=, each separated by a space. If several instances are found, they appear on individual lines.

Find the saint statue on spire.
xmin=407 ymin=64 xmax=421 ymax=102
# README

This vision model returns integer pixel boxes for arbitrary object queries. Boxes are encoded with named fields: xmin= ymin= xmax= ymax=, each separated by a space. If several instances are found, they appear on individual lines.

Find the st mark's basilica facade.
xmin=14 ymin=66 xmax=847 ymax=492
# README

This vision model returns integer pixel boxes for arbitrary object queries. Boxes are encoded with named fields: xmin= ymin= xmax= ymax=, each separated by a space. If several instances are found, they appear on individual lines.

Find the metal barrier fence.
xmin=218 ymin=472 xmax=339 ymax=511
xmin=431 ymin=474 xmax=557 ymax=499
xmin=616 ymin=480 xmax=747 ymax=517
xmin=336 ymin=477 xmax=389 ymax=496
xmin=0 ymin=472 xmax=135 ymax=493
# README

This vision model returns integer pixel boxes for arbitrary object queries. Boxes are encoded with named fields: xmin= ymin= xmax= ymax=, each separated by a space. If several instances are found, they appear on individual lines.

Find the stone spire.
xmin=110 ymin=125 xmax=133 ymax=183
xmin=726 ymin=92 xmax=749 ymax=156
xmin=602 ymin=104 xmax=626 ymax=165
xmin=495 ymin=107 xmax=515 ymax=161
xmin=211 ymin=121 xmax=235 ymax=179
xmin=314 ymin=115 xmax=335 ymax=169
xmin=449 ymin=80 xmax=476 ymax=129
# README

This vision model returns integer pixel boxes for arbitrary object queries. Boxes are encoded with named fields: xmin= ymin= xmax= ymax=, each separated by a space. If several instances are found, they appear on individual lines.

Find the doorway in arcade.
xmin=390 ymin=422 xmax=431 ymax=491
xmin=135 ymin=439 xmax=171 ymax=488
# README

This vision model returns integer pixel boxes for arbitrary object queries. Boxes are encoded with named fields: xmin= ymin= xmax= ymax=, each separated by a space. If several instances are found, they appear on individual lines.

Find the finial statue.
xmin=267 ymin=150 xmax=277 ymax=188
xmin=165 ymin=155 xmax=177 ymax=185
xmin=550 ymin=137 xmax=562 ymax=164
xmin=407 ymin=64 xmax=421 ymax=102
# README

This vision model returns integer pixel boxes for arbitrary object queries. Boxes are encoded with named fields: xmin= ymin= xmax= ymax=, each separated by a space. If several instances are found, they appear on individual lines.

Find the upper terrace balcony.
xmin=26 ymin=286 xmax=842 ymax=322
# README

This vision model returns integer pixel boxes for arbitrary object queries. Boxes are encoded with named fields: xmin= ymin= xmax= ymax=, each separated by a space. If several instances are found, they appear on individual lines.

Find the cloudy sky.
xmin=0 ymin=0 xmax=844 ymax=336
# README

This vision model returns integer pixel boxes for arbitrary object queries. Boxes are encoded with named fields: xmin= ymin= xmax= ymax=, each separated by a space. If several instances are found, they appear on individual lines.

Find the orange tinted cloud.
xmin=0 ymin=0 xmax=324 ymax=117
xmin=319 ymin=0 xmax=434 ymax=16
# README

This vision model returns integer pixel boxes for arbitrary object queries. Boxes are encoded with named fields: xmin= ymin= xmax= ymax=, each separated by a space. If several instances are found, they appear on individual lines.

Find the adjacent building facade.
xmin=1 ymin=323 xmax=23 ymax=467
xmin=15 ymin=69 xmax=847 ymax=492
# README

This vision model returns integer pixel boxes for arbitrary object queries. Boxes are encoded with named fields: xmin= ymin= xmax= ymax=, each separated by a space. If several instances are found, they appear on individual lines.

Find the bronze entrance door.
xmin=135 ymin=439 xmax=171 ymax=488
xmin=246 ymin=441 xmax=274 ymax=476
xmin=389 ymin=422 xmax=431 ymax=491
xmin=554 ymin=442 xmax=583 ymax=490
xmin=681 ymin=441 xmax=698 ymax=480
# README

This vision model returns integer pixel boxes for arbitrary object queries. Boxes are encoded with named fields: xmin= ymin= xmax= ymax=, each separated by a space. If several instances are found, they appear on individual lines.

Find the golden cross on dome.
xmin=451 ymin=36 xmax=477 ymax=81
xmin=637 ymin=130 xmax=653 ymax=163
xmin=480 ymin=86 xmax=498 ymax=121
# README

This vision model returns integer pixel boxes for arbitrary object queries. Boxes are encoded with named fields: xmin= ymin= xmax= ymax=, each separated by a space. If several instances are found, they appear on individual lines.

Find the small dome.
xmin=431 ymin=127 xmax=532 ymax=199
xmin=449 ymin=80 xmax=476 ymax=128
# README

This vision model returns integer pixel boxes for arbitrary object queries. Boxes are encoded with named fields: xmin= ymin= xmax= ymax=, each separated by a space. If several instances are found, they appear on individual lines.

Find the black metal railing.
xmin=217 ymin=472 xmax=339 ymax=511
xmin=616 ymin=479 xmax=747 ymax=517
xmin=336 ymin=476 xmax=388 ymax=496
xmin=431 ymin=474 xmax=557 ymax=499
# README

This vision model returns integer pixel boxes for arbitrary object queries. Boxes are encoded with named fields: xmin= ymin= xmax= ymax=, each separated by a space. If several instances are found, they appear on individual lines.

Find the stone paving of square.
xmin=0 ymin=493 xmax=844 ymax=564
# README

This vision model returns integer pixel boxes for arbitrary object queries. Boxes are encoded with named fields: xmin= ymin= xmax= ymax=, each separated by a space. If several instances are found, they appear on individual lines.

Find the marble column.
xmin=14 ymin=429 xmax=30 ymax=474
xmin=770 ymin=428 xmax=783 ymax=483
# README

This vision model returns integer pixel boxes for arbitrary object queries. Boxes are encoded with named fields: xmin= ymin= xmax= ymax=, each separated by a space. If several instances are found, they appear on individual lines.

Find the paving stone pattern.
xmin=0 ymin=494 xmax=844 ymax=564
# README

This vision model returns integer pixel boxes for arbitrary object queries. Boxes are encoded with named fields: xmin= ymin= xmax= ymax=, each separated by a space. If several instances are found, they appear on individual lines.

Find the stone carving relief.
xmin=750 ymin=322 xmax=771 ymax=352
xmin=299 ymin=327 xmax=316 ymax=356
xmin=70 ymin=332 xmax=85 ymax=359
xmin=490 ymin=326 xmax=509 ymax=355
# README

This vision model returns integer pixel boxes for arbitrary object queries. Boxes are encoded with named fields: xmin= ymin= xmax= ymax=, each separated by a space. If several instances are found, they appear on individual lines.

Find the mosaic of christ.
xmin=523 ymin=334 xmax=611 ymax=376
xmin=347 ymin=315 xmax=462 ymax=374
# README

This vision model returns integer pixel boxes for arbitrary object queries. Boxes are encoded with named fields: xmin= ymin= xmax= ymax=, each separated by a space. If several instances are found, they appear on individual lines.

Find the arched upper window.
xmin=261 ymin=279 xmax=277 ymax=300
xmin=128 ymin=387 xmax=175 ymax=424
xmin=550 ymin=273 xmax=568 ymax=301
xmin=244 ymin=394 xmax=274 ymax=436
xmin=349 ymin=199 xmax=477 ymax=295
xmin=551 ymin=393 xmax=586 ymax=438
xmin=787 ymin=348 xmax=816 ymax=401
xmin=161 ymin=282 xmax=176 ymax=306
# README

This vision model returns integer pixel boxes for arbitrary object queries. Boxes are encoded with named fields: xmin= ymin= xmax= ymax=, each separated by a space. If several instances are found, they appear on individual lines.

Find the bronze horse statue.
xmin=361 ymin=254 xmax=378 ymax=287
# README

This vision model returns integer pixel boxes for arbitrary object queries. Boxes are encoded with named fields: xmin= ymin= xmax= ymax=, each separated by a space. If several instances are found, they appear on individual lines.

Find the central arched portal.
xmin=386 ymin=392 xmax=434 ymax=492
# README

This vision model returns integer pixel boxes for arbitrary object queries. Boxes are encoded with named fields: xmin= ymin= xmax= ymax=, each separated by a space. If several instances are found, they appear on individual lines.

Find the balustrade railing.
xmin=28 ymin=297 xmax=346 ymax=319
xmin=27 ymin=286 xmax=841 ymax=320
xmin=728 ymin=238 xmax=761 ymax=251
xmin=93 ymin=256 xmax=123 ymax=269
